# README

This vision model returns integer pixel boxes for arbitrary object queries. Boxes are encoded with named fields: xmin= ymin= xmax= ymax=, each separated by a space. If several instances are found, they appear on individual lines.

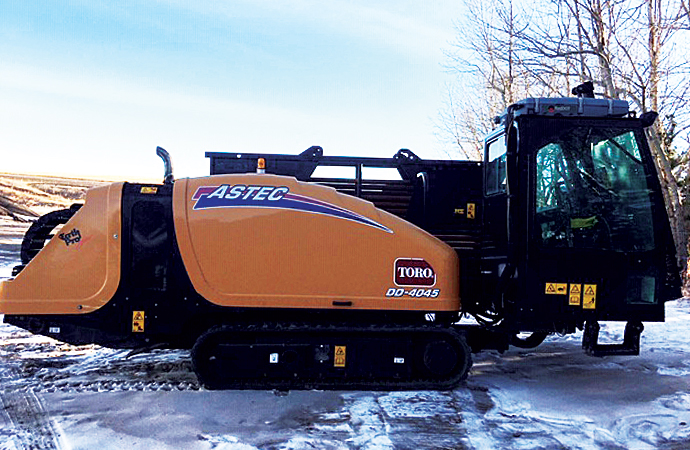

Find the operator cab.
xmin=481 ymin=83 xmax=681 ymax=355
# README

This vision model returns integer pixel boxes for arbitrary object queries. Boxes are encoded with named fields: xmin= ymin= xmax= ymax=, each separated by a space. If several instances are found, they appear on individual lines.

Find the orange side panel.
xmin=0 ymin=183 xmax=123 ymax=314
xmin=174 ymin=175 xmax=460 ymax=311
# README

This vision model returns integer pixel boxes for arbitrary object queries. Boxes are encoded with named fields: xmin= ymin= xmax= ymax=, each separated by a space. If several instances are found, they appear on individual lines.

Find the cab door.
xmin=520 ymin=117 xmax=675 ymax=331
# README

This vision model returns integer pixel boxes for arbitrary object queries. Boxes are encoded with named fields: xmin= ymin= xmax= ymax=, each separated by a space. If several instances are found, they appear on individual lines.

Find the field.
xmin=0 ymin=173 xmax=105 ymax=217
xmin=0 ymin=173 xmax=107 ymax=280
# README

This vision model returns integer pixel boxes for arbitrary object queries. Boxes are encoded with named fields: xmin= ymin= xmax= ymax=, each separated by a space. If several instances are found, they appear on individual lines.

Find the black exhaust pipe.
xmin=156 ymin=146 xmax=174 ymax=185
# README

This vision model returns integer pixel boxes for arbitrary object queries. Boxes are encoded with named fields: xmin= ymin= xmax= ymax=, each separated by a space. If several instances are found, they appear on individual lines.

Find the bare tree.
xmin=440 ymin=0 xmax=690 ymax=271
xmin=434 ymin=84 xmax=485 ymax=160
xmin=438 ymin=0 xmax=547 ymax=160
xmin=682 ymin=0 xmax=690 ymax=26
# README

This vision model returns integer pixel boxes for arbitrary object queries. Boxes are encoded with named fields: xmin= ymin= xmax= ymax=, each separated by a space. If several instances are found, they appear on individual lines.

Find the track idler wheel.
xmin=423 ymin=334 xmax=472 ymax=380
xmin=190 ymin=326 xmax=232 ymax=390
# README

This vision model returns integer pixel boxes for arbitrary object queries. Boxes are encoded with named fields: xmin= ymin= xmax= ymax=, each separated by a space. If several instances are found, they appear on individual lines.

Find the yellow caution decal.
xmin=140 ymin=186 xmax=158 ymax=194
xmin=545 ymin=283 xmax=568 ymax=295
xmin=583 ymin=284 xmax=597 ymax=309
xmin=132 ymin=311 xmax=145 ymax=332
xmin=334 ymin=345 xmax=346 ymax=368
xmin=569 ymin=284 xmax=582 ymax=306
xmin=467 ymin=203 xmax=476 ymax=219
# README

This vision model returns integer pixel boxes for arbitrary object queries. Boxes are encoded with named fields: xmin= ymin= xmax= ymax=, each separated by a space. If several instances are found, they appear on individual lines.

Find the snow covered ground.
xmin=2 ymin=218 xmax=690 ymax=449
xmin=3 ymin=309 xmax=690 ymax=450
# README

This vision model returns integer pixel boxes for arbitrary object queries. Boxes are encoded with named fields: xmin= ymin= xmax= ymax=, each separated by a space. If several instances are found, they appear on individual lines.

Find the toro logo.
xmin=394 ymin=258 xmax=436 ymax=287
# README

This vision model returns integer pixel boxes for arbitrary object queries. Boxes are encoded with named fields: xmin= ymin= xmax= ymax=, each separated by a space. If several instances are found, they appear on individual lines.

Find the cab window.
xmin=486 ymin=135 xmax=507 ymax=195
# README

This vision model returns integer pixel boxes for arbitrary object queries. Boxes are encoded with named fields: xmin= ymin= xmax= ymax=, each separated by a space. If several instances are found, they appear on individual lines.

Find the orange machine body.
xmin=0 ymin=174 xmax=460 ymax=316
xmin=0 ymin=183 xmax=123 ymax=314
xmin=174 ymin=174 xmax=460 ymax=312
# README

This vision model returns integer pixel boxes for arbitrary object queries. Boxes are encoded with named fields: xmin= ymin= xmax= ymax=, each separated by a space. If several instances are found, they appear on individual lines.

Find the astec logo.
xmin=191 ymin=184 xmax=393 ymax=233
xmin=192 ymin=184 xmax=289 ymax=209
xmin=394 ymin=258 xmax=436 ymax=286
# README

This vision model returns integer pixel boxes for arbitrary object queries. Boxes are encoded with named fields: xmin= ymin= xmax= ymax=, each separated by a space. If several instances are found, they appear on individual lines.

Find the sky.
xmin=0 ymin=1 xmax=466 ymax=180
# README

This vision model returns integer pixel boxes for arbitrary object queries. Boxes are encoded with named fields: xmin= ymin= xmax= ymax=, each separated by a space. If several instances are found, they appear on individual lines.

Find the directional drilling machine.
xmin=1 ymin=83 xmax=680 ymax=389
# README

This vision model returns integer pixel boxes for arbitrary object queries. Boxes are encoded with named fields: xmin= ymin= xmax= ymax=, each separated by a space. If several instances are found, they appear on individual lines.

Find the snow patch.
xmin=313 ymin=423 xmax=353 ymax=432
xmin=277 ymin=436 xmax=348 ymax=450
xmin=198 ymin=434 xmax=260 ymax=450
xmin=343 ymin=394 xmax=394 ymax=450
xmin=657 ymin=364 xmax=690 ymax=377
xmin=377 ymin=391 xmax=456 ymax=418
xmin=0 ymin=263 xmax=15 ymax=280
xmin=464 ymin=300 xmax=690 ymax=449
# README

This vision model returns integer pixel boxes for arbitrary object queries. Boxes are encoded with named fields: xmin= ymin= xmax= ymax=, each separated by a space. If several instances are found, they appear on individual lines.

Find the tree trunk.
xmin=646 ymin=128 xmax=688 ymax=270
xmin=589 ymin=0 xmax=618 ymax=97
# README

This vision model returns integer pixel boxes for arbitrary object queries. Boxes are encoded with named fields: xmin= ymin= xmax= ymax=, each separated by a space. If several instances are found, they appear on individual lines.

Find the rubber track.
xmin=191 ymin=322 xmax=472 ymax=391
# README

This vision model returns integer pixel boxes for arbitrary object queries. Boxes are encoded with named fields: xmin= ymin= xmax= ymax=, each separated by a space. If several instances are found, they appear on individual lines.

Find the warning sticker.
xmin=569 ymin=284 xmax=582 ymax=306
xmin=141 ymin=186 xmax=158 ymax=194
xmin=132 ymin=311 xmax=145 ymax=333
xmin=334 ymin=346 xmax=346 ymax=368
xmin=467 ymin=203 xmax=476 ymax=219
xmin=545 ymin=283 xmax=568 ymax=295
xmin=583 ymin=284 xmax=597 ymax=309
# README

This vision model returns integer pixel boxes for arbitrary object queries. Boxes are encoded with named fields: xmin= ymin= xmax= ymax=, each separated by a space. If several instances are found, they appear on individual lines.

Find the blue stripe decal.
xmin=192 ymin=184 xmax=392 ymax=233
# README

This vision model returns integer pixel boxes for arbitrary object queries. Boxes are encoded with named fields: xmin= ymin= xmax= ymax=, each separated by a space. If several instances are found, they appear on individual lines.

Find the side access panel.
xmin=0 ymin=183 xmax=123 ymax=315
xmin=173 ymin=174 xmax=460 ymax=312
xmin=206 ymin=149 xmax=484 ymax=310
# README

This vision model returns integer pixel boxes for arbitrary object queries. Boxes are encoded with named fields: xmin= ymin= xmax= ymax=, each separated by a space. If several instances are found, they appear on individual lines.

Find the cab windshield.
xmin=534 ymin=126 xmax=655 ymax=252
